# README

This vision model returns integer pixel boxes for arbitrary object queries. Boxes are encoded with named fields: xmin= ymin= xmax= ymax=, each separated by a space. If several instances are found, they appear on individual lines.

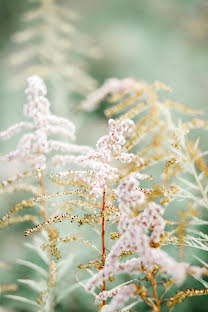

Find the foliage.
xmin=0 ymin=76 xmax=208 ymax=312
xmin=0 ymin=2 xmax=208 ymax=312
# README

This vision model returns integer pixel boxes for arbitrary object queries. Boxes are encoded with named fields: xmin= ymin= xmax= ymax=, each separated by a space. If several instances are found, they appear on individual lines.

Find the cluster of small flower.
xmin=102 ymin=284 xmax=138 ymax=312
xmin=95 ymin=288 xmax=120 ymax=305
xmin=86 ymin=175 xmax=207 ymax=310
xmin=140 ymin=202 xmax=165 ymax=244
xmin=0 ymin=75 xmax=83 ymax=170
xmin=24 ymin=75 xmax=49 ymax=118
xmin=108 ymin=118 xmax=134 ymax=153
xmin=76 ymin=160 xmax=118 ymax=197
xmin=80 ymin=78 xmax=135 ymax=111
xmin=0 ymin=122 xmax=34 ymax=141
xmin=83 ymin=118 xmax=135 ymax=163
xmin=85 ymin=177 xmax=147 ymax=292
xmin=113 ymin=152 xmax=138 ymax=163
xmin=24 ymin=75 xmax=76 ymax=140
xmin=116 ymin=176 xmax=145 ymax=215
xmin=76 ymin=118 xmax=136 ymax=197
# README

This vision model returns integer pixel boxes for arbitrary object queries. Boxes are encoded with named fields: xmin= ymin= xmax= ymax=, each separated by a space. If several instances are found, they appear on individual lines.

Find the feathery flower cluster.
xmin=95 ymin=288 xmax=121 ymax=305
xmin=86 ymin=175 xmax=207 ymax=310
xmin=96 ymin=282 xmax=148 ymax=308
xmin=116 ymin=176 xmax=145 ymax=215
xmin=80 ymin=78 xmax=135 ymax=111
xmin=101 ymin=284 xmax=138 ymax=312
xmin=1 ymin=75 xmax=208 ymax=312
xmin=76 ymin=118 xmax=137 ymax=197
xmin=0 ymin=75 xmax=89 ymax=171
xmin=0 ymin=122 xmax=34 ymax=140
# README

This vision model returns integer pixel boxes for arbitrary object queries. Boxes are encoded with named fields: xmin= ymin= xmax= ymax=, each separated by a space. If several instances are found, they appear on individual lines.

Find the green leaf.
xmin=193 ymin=276 xmax=208 ymax=288
xmin=24 ymin=235 xmax=49 ymax=265
xmin=5 ymin=295 xmax=39 ymax=308
xmin=194 ymin=255 xmax=208 ymax=267
xmin=17 ymin=279 xmax=43 ymax=292
xmin=178 ymin=177 xmax=199 ymax=190
xmin=16 ymin=259 xmax=47 ymax=278
xmin=57 ymin=255 xmax=74 ymax=282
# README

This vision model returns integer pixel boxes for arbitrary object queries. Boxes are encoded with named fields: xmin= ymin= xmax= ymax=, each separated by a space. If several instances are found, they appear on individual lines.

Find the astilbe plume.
xmin=25 ymin=100 xmax=208 ymax=311
xmin=86 ymin=174 xmax=207 ymax=311
xmin=79 ymin=78 xmax=208 ymax=311
xmin=24 ymin=116 xmax=148 ymax=309
xmin=80 ymin=78 xmax=202 ymax=167
xmin=0 ymin=75 xmax=91 ymax=311
xmin=0 ymin=75 xmax=91 ymax=172
xmin=1 ymin=75 xmax=208 ymax=312
xmin=80 ymin=78 xmax=208 ymax=258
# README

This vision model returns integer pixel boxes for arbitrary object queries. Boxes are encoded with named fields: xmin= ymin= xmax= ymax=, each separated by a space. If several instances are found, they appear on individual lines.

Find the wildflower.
xmin=76 ymin=118 xmax=137 ymax=197
xmin=0 ymin=75 xmax=85 ymax=170
xmin=80 ymin=78 xmax=136 ymax=111
xmin=86 ymin=175 xmax=207 ymax=303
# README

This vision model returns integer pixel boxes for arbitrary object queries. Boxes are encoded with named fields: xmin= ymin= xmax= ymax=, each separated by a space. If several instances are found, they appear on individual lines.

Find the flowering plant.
xmin=0 ymin=76 xmax=208 ymax=312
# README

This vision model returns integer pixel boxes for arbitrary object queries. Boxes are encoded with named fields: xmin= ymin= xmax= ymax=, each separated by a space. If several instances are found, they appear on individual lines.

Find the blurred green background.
xmin=1 ymin=0 xmax=208 ymax=127
xmin=0 ymin=1 xmax=208 ymax=311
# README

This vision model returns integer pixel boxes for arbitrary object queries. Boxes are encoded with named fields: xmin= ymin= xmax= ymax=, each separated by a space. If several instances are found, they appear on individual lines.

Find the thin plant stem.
xmin=39 ymin=169 xmax=54 ymax=312
xmin=150 ymin=272 xmax=161 ymax=312
xmin=100 ymin=187 xmax=106 ymax=309
xmin=190 ymin=162 xmax=208 ymax=209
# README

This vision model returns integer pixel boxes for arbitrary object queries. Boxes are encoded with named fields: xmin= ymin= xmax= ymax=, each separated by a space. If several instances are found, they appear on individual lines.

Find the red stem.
xmin=150 ymin=272 xmax=161 ymax=312
xmin=101 ymin=187 xmax=106 ymax=306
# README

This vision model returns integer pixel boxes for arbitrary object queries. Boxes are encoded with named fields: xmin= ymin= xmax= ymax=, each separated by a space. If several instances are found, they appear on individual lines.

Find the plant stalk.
xmin=39 ymin=170 xmax=54 ymax=312
xmin=150 ymin=272 xmax=161 ymax=312
xmin=100 ymin=187 xmax=106 ymax=309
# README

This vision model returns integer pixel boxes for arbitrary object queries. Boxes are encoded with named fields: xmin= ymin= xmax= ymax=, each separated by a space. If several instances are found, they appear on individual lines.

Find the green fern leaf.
xmin=5 ymin=295 xmax=39 ymax=308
